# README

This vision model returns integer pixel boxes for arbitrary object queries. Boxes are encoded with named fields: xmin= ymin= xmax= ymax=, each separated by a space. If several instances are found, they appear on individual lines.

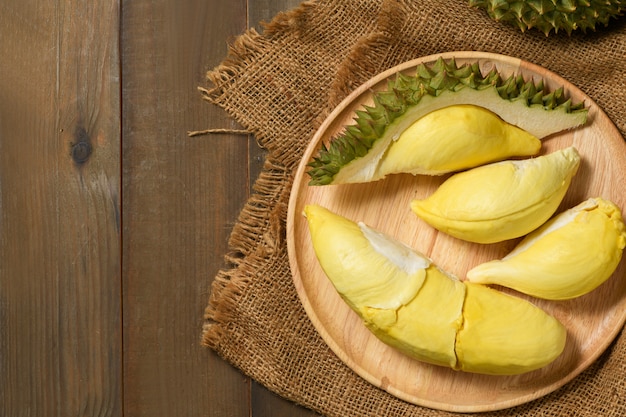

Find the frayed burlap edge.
xmin=199 ymin=5 xmax=314 ymax=349
xmin=202 ymin=158 xmax=290 ymax=348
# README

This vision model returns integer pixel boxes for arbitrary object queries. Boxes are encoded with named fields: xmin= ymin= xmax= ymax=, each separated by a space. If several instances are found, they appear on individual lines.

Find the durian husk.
xmin=307 ymin=57 xmax=587 ymax=185
xmin=469 ymin=0 xmax=626 ymax=36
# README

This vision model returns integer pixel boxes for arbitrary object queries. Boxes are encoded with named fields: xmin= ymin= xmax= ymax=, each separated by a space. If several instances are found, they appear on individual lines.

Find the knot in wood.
xmin=72 ymin=140 xmax=92 ymax=164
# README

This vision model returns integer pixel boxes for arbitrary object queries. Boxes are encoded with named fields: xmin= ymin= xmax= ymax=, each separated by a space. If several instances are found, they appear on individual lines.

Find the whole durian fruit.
xmin=469 ymin=0 xmax=626 ymax=36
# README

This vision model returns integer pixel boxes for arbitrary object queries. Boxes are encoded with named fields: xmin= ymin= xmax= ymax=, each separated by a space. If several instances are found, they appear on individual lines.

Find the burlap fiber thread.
xmin=201 ymin=1 xmax=626 ymax=415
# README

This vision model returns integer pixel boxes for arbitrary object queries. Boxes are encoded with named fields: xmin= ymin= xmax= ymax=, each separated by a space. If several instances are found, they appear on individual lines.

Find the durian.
xmin=307 ymin=57 xmax=587 ymax=185
xmin=456 ymin=282 xmax=566 ymax=374
xmin=469 ymin=0 xmax=626 ymax=36
xmin=467 ymin=198 xmax=626 ymax=300
xmin=303 ymin=204 xmax=567 ymax=375
xmin=377 ymin=104 xmax=541 ymax=176
xmin=410 ymin=146 xmax=580 ymax=244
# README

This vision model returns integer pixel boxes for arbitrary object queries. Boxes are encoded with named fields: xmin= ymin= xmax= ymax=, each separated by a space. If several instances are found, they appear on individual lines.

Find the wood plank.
xmin=121 ymin=0 xmax=253 ymax=416
xmin=0 ymin=0 xmax=122 ymax=416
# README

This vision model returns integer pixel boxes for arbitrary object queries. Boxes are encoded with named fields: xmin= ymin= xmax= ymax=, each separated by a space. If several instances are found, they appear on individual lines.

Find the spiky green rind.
xmin=469 ymin=0 xmax=626 ymax=35
xmin=307 ymin=57 xmax=587 ymax=186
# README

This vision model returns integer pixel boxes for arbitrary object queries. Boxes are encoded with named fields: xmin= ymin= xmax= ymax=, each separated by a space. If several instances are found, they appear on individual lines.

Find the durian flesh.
xmin=307 ymin=57 xmax=587 ymax=185
xmin=467 ymin=198 xmax=626 ymax=300
xmin=363 ymin=265 xmax=466 ymax=368
xmin=457 ymin=282 xmax=566 ymax=375
xmin=303 ymin=204 xmax=567 ymax=374
xmin=304 ymin=204 xmax=459 ymax=367
xmin=304 ymin=203 xmax=427 ymax=311
xmin=411 ymin=146 xmax=581 ymax=244
xmin=377 ymin=104 xmax=541 ymax=176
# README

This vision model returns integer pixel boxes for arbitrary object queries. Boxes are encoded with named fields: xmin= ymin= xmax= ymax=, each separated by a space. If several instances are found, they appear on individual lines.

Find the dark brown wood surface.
xmin=0 ymin=0 xmax=319 ymax=416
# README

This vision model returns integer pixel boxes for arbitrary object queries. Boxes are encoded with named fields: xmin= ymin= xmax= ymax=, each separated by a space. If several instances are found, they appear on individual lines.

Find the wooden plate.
xmin=286 ymin=51 xmax=626 ymax=413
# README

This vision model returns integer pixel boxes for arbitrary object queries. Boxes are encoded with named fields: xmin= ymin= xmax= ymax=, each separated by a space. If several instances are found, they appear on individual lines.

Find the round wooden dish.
xmin=286 ymin=51 xmax=626 ymax=413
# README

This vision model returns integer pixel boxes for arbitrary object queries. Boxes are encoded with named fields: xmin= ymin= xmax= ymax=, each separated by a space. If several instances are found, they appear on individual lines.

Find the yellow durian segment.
xmin=466 ymin=198 xmax=626 ymax=300
xmin=303 ymin=204 xmax=427 ymax=311
xmin=411 ymin=146 xmax=581 ymax=243
xmin=363 ymin=266 xmax=465 ymax=368
xmin=303 ymin=204 xmax=462 ymax=368
xmin=378 ymin=104 xmax=541 ymax=176
xmin=456 ymin=283 xmax=567 ymax=375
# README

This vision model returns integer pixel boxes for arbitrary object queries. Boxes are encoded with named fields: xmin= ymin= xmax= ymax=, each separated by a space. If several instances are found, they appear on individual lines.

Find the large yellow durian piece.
xmin=303 ymin=204 xmax=566 ymax=375
xmin=378 ymin=105 xmax=541 ymax=176
xmin=467 ymin=198 xmax=626 ymax=300
xmin=457 ymin=282 xmax=566 ymax=375
xmin=411 ymin=146 xmax=580 ymax=243
xmin=304 ymin=204 xmax=462 ymax=368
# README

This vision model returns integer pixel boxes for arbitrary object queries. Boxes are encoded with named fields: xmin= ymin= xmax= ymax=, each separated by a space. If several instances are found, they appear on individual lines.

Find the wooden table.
xmin=0 ymin=0 xmax=319 ymax=415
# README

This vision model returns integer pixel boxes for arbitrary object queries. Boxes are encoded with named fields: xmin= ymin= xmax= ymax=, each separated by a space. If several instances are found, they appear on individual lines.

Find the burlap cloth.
xmin=201 ymin=1 xmax=626 ymax=415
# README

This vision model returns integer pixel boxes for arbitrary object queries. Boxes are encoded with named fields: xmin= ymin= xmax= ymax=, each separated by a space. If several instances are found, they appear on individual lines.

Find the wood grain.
xmin=287 ymin=52 xmax=626 ymax=413
xmin=0 ymin=0 xmax=121 ymax=415
xmin=121 ymin=0 xmax=318 ymax=417
xmin=121 ymin=1 xmax=252 ymax=416
xmin=1 ymin=1 xmax=320 ymax=416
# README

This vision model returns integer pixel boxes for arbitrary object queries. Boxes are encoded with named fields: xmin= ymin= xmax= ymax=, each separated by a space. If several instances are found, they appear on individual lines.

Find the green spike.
xmin=469 ymin=0 xmax=625 ymax=35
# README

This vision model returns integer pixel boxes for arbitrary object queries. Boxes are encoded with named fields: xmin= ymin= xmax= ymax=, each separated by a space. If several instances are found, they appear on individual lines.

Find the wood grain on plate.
xmin=287 ymin=51 xmax=626 ymax=413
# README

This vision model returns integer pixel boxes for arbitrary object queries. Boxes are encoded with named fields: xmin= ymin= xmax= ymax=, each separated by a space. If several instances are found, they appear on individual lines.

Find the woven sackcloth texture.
xmin=201 ymin=1 xmax=626 ymax=416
